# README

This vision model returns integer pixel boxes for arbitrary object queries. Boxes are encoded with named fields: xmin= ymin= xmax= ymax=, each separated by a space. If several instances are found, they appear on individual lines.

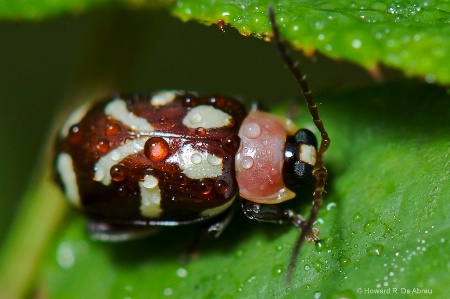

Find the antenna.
xmin=268 ymin=6 xmax=331 ymax=284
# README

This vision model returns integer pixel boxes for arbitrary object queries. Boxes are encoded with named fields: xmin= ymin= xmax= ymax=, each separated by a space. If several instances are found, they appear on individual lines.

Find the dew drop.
xmin=315 ymin=241 xmax=326 ymax=252
xmin=363 ymin=220 xmax=377 ymax=232
xmin=353 ymin=212 xmax=362 ymax=222
xmin=212 ymin=97 xmax=226 ymax=108
xmin=312 ymin=260 xmax=324 ymax=272
xmin=105 ymin=123 xmax=120 ymax=137
xmin=199 ymin=179 xmax=214 ymax=195
xmin=163 ymin=288 xmax=173 ymax=296
xmin=272 ymin=264 xmax=284 ymax=277
xmin=69 ymin=125 xmax=82 ymax=144
xmin=352 ymin=39 xmax=362 ymax=49
xmin=339 ymin=256 xmax=351 ymax=267
xmin=240 ymin=156 xmax=254 ymax=169
xmin=144 ymin=137 xmax=169 ymax=162
xmin=176 ymin=267 xmax=188 ymax=278
xmin=190 ymin=153 xmax=202 ymax=164
xmin=214 ymin=179 xmax=229 ymax=194
xmin=366 ymin=244 xmax=384 ymax=256
xmin=195 ymin=127 xmax=207 ymax=136
xmin=243 ymin=122 xmax=261 ymax=139
xmin=56 ymin=241 xmax=75 ymax=269
xmin=92 ymin=151 xmax=100 ymax=159
xmin=141 ymin=175 xmax=158 ymax=189
xmin=222 ymin=135 xmax=240 ymax=152
xmin=181 ymin=94 xmax=198 ymax=107
xmin=96 ymin=138 xmax=110 ymax=153
xmin=110 ymin=163 xmax=127 ymax=182
xmin=207 ymin=154 xmax=221 ymax=165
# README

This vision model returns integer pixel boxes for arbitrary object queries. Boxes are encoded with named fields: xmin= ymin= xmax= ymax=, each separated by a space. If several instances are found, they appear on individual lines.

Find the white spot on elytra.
xmin=139 ymin=175 xmax=162 ymax=218
xmin=105 ymin=98 xmax=154 ymax=131
xmin=95 ymin=100 xmax=156 ymax=184
xmin=200 ymin=197 xmax=235 ymax=217
xmin=56 ymin=153 xmax=81 ymax=207
xmin=182 ymin=105 xmax=233 ymax=129
xmin=151 ymin=91 xmax=177 ymax=106
xmin=94 ymin=137 xmax=149 ymax=184
xmin=299 ymin=144 xmax=317 ymax=165
xmin=167 ymin=144 xmax=223 ymax=179
xmin=60 ymin=102 xmax=91 ymax=137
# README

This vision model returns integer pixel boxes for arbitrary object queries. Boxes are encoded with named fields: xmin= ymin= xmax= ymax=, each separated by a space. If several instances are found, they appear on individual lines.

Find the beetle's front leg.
xmin=242 ymin=199 xmax=319 ymax=242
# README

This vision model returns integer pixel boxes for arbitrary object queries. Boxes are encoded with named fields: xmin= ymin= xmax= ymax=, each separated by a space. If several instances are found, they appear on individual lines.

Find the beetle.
xmin=53 ymin=7 xmax=330 ymax=282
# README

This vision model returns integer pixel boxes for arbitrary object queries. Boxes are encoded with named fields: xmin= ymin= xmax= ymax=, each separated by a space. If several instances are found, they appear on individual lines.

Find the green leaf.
xmin=1 ymin=0 xmax=449 ymax=83
xmin=172 ymin=0 xmax=450 ymax=84
xmin=37 ymin=82 xmax=450 ymax=298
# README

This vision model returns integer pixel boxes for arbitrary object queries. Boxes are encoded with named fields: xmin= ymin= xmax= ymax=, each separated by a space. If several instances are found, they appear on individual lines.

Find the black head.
xmin=283 ymin=128 xmax=318 ymax=187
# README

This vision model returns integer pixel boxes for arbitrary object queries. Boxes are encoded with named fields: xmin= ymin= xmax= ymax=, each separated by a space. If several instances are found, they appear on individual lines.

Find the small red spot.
xmin=106 ymin=123 xmax=121 ymax=137
xmin=217 ymin=19 xmax=226 ymax=32
xmin=110 ymin=163 xmax=127 ymax=182
xmin=96 ymin=138 xmax=110 ymax=153
xmin=69 ymin=125 xmax=82 ymax=144
xmin=144 ymin=137 xmax=169 ymax=162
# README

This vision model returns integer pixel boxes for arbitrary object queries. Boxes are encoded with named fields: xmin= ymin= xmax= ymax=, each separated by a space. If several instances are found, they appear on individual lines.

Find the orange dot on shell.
xmin=144 ymin=137 xmax=169 ymax=162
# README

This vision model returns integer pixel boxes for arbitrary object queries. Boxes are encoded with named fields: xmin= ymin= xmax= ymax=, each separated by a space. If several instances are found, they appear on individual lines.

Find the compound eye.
xmin=294 ymin=128 xmax=317 ymax=148
xmin=283 ymin=129 xmax=318 ymax=187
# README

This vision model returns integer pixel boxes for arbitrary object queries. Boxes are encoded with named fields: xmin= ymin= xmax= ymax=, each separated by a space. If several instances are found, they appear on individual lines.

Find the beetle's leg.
xmin=242 ymin=199 xmax=319 ymax=242
xmin=180 ymin=207 xmax=235 ymax=262
xmin=87 ymin=218 xmax=162 ymax=242
xmin=203 ymin=206 xmax=235 ymax=239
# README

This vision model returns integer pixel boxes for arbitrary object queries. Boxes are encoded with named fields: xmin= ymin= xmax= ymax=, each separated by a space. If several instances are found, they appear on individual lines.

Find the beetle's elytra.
xmin=53 ymin=7 xmax=330 ymax=282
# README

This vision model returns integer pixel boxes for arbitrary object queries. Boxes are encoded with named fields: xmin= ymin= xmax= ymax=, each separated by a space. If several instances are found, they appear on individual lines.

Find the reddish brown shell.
xmin=54 ymin=92 xmax=247 ymax=223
